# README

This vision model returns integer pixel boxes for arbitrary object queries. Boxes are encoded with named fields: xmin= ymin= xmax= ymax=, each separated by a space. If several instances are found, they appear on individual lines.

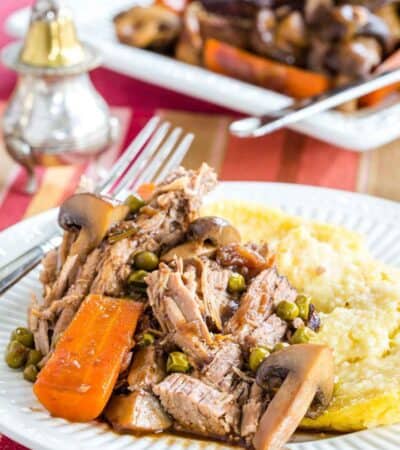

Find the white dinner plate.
xmin=0 ymin=182 xmax=400 ymax=450
xmin=5 ymin=0 xmax=400 ymax=152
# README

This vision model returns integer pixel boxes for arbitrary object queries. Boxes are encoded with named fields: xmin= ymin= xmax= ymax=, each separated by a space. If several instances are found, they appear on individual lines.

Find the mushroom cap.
xmin=58 ymin=193 xmax=129 ymax=258
xmin=357 ymin=10 xmax=394 ymax=53
xmin=253 ymin=344 xmax=334 ymax=450
xmin=160 ymin=217 xmax=240 ymax=263
xmin=256 ymin=343 xmax=334 ymax=415
xmin=114 ymin=5 xmax=182 ymax=50
xmin=187 ymin=216 xmax=241 ymax=247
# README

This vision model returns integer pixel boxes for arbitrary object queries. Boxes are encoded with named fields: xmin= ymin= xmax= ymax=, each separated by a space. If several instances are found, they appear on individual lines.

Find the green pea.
xmin=276 ymin=301 xmax=299 ymax=321
xmin=228 ymin=273 xmax=246 ymax=293
xmin=249 ymin=347 xmax=270 ymax=372
xmin=167 ymin=352 xmax=191 ymax=373
xmin=127 ymin=270 xmax=148 ymax=287
xmin=5 ymin=341 xmax=28 ymax=369
xmin=26 ymin=349 xmax=42 ymax=366
xmin=134 ymin=251 xmax=159 ymax=271
xmin=11 ymin=327 xmax=34 ymax=348
xmin=273 ymin=342 xmax=290 ymax=352
xmin=290 ymin=326 xmax=316 ymax=344
xmin=295 ymin=295 xmax=311 ymax=321
xmin=139 ymin=332 xmax=155 ymax=347
xmin=23 ymin=364 xmax=39 ymax=383
xmin=124 ymin=195 xmax=145 ymax=214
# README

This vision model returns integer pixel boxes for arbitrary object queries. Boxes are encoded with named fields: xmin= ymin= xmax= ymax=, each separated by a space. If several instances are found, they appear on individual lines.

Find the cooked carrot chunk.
xmin=137 ymin=182 xmax=156 ymax=201
xmin=204 ymin=38 xmax=330 ymax=99
xmin=359 ymin=49 xmax=400 ymax=108
xmin=33 ymin=294 xmax=143 ymax=422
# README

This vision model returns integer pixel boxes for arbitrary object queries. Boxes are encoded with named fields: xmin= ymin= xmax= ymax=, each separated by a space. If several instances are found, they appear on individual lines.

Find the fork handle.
xmin=0 ymin=245 xmax=44 ymax=295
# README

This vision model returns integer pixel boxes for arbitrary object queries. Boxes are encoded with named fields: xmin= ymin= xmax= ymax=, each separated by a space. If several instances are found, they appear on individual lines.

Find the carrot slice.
xmin=359 ymin=49 xmax=400 ymax=108
xmin=34 ymin=295 xmax=143 ymax=422
xmin=204 ymin=38 xmax=330 ymax=99
xmin=359 ymin=84 xmax=400 ymax=108
xmin=137 ymin=182 xmax=156 ymax=201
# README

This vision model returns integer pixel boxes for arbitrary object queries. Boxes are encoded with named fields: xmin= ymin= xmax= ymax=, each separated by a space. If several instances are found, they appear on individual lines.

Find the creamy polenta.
xmin=202 ymin=200 xmax=400 ymax=431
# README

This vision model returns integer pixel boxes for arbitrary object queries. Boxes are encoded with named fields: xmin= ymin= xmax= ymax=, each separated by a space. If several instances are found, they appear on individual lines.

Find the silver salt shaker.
xmin=1 ymin=0 xmax=119 ymax=193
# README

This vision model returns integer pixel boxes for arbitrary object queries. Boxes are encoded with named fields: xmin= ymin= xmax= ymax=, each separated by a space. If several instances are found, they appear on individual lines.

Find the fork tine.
xmin=112 ymin=122 xmax=171 ymax=197
xmin=96 ymin=116 xmax=160 ymax=195
xmin=132 ymin=127 xmax=183 ymax=189
xmin=154 ymin=133 xmax=194 ymax=184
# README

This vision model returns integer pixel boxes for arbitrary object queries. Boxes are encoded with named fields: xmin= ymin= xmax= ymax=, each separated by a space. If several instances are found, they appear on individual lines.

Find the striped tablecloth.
xmin=1 ymin=105 xmax=400 ymax=232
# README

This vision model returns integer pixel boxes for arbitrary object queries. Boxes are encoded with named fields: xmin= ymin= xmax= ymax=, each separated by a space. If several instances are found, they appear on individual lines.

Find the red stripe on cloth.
xmin=0 ymin=434 xmax=28 ymax=450
xmin=276 ymin=130 xmax=306 ymax=183
xmin=0 ymin=168 xmax=45 ymax=231
xmin=296 ymin=137 xmax=360 ymax=190
xmin=220 ymin=131 xmax=285 ymax=180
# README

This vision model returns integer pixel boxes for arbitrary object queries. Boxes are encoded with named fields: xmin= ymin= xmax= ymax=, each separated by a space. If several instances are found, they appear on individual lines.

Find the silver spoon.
xmin=230 ymin=67 xmax=400 ymax=138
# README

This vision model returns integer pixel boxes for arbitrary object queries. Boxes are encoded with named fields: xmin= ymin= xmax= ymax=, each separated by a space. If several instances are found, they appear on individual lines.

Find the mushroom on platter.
xmin=114 ymin=5 xmax=182 ymax=51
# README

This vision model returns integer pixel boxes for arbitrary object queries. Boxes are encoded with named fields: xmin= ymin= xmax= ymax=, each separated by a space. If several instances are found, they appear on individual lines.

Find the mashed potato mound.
xmin=202 ymin=200 xmax=400 ymax=432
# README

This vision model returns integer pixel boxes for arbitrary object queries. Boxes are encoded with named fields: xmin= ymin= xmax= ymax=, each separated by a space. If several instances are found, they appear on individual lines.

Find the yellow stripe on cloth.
xmin=157 ymin=109 xmax=230 ymax=173
xmin=357 ymin=139 xmax=400 ymax=202
xmin=24 ymin=166 xmax=78 ymax=218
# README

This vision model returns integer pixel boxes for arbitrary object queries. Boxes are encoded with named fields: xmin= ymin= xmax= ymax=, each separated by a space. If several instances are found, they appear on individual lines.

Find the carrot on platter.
xmin=203 ymin=38 xmax=330 ymax=99
xmin=34 ymin=295 xmax=143 ymax=422
xmin=359 ymin=48 xmax=400 ymax=108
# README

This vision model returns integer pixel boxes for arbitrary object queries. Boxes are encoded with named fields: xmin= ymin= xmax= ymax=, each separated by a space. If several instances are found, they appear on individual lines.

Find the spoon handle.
xmin=230 ymin=68 xmax=400 ymax=138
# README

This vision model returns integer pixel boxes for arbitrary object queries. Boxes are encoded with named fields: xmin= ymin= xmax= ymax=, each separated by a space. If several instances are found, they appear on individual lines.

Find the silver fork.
xmin=0 ymin=117 xmax=194 ymax=295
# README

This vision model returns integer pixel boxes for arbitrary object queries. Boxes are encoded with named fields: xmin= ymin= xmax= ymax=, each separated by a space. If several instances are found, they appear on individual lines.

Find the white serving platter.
xmin=0 ymin=181 xmax=400 ymax=449
xmin=4 ymin=0 xmax=400 ymax=151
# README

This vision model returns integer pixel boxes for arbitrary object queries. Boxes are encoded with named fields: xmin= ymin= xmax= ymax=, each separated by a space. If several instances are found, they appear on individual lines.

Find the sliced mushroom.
xmin=175 ymin=2 xmax=204 ymax=65
xmin=114 ymin=5 xmax=182 ymax=51
xmin=105 ymin=390 xmax=172 ymax=433
xmin=252 ymin=8 xmax=308 ymax=65
xmin=328 ymin=36 xmax=382 ymax=77
xmin=216 ymin=242 xmax=272 ymax=277
xmin=253 ymin=344 xmax=334 ymax=450
xmin=58 ymin=193 xmax=129 ymax=259
xmin=161 ymin=216 xmax=240 ymax=262
xmin=376 ymin=3 xmax=400 ymax=40
xmin=358 ymin=10 xmax=394 ymax=53
xmin=198 ymin=7 xmax=252 ymax=50
xmin=188 ymin=216 xmax=241 ymax=246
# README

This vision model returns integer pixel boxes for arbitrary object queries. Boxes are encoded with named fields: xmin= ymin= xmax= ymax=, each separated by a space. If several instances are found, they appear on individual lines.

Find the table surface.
xmin=1 ymin=1 xmax=400 ymax=449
